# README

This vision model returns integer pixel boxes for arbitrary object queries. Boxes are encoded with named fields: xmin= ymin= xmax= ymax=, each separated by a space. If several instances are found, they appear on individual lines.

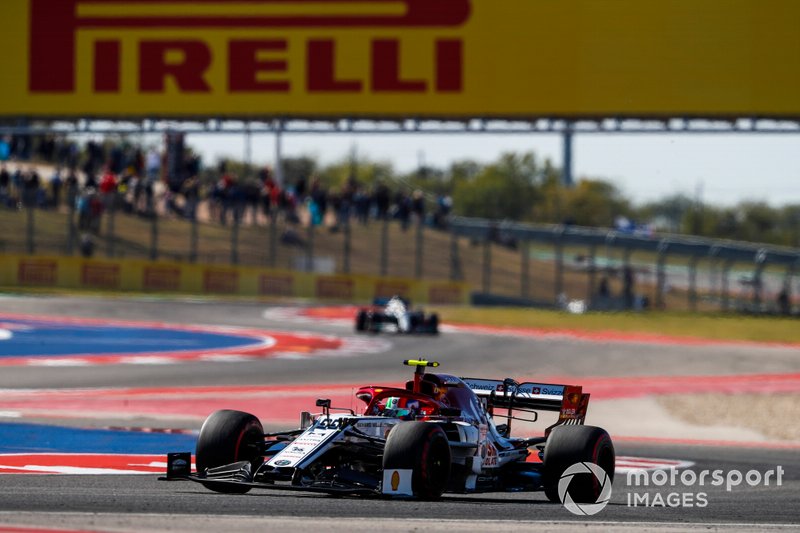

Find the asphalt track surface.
xmin=0 ymin=295 xmax=799 ymax=531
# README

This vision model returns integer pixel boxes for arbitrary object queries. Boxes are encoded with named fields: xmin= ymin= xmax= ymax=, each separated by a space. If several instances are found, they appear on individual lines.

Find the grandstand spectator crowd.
xmin=0 ymin=135 xmax=454 ymax=238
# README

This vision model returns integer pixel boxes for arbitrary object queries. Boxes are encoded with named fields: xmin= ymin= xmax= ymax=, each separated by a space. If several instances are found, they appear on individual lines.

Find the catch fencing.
xmin=1 ymin=202 xmax=798 ymax=313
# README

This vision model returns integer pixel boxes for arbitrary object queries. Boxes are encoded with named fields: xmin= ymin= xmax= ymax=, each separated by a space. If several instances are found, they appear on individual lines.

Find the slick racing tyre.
xmin=196 ymin=409 xmax=264 ymax=494
xmin=428 ymin=313 xmax=439 ymax=335
xmin=355 ymin=310 xmax=368 ymax=332
xmin=383 ymin=422 xmax=451 ymax=500
xmin=542 ymin=425 xmax=615 ymax=504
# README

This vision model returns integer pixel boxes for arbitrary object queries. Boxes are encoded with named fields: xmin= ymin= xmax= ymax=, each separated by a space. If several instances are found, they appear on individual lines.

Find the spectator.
xmin=99 ymin=167 xmax=117 ymax=210
xmin=65 ymin=169 xmax=79 ymax=209
xmin=354 ymin=187 xmax=370 ymax=225
xmin=0 ymin=164 xmax=9 ymax=207
xmin=50 ymin=168 xmax=62 ymax=208
xmin=411 ymin=189 xmax=425 ymax=222
xmin=22 ymin=169 xmax=41 ymax=208
xmin=778 ymin=286 xmax=791 ymax=315
xmin=623 ymin=265 xmax=635 ymax=310
xmin=146 ymin=148 xmax=161 ymax=183
xmin=182 ymin=175 xmax=200 ymax=220
xmin=374 ymin=183 xmax=390 ymax=219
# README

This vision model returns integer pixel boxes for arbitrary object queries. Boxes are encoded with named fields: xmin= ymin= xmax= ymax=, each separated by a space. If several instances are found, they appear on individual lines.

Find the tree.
xmin=453 ymin=152 xmax=540 ymax=220
xmin=564 ymin=179 xmax=632 ymax=227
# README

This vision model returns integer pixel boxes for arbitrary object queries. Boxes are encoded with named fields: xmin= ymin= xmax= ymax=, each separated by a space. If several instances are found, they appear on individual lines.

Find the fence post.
xmin=688 ymin=256 xmax=698 ymax=312
xmin=482 ymin=236 xmax=491 ymax=294
xmin=269 ymin=213 xmax=278 ymax=268
xmin=449 ymin=226 xmax=461 ymax=281
xmin=105 ymin=197 xmax=116 ymax=258
xmin=554 ymin=233 xmax=564 ymax=303
xmin=721 ymin=259 xmax=733 ymax=311
xmin=306 ymin=222 xmax=315 ymax=272
xmin=343 ymin=219 xmax=351 ymax=274
xmin=380 ymin=217 xmax=389 ymax=276
xmin=752 ymin=250 xmax=767 ymax=308
xmin=67 ymin=201 xmax=76 ymax=255
xmin=520 ymin=239 xmax=529 ymax=299
xmin=231 ymin=217 xmax=239 ymax=265
xmin=414 ymin=220 xmax=423 ymax=279
xmin=26 ymin=203 xmax=35 ymax=255
xmin=655 ymin=241 xmax=668 ymax=309
xmin=149 ymin=211 xmax=158 ymax=261
xmin=187 ymin=215 xmax=197 ymax=262
xmin=587 ymin=244 xmax=597 ymax=306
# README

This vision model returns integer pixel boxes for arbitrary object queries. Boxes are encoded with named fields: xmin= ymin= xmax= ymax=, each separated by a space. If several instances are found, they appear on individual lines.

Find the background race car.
xmin=355 ymin=296 xmax=439 ymax=334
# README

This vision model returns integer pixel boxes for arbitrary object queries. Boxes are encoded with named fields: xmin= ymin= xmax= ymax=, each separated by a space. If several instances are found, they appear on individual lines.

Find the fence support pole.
xmin=562 ymin=123 xmax=574 ymax=188
xmin=269 ymin=213 xmax=277 ymax=268
xmin=721 ymin=259 xmax=733 ymax=311
xmin=106 ymin=198 xmax=115 ymax=258
xmin=26 ymin=204 xmax=35 ymax=255
xmin=521 ymin=240 xmax=530 ymax=299
xmin=306 ymin=222 xmax=314 ymax=272
xmin=414 ymin=220 xmax=423 ymax=279
xmin=688 ymin=256 xmax=698 ymax=312
xmin=449 ymin=227 xmax=460 ymax=281
xmin=655 ymin=241 xmax=668 ymax=309
xmin=587 ymin=244 xmax=597 ymax=306
xmin=149 ymin=212 xmax=158 ymax=261
xmin=343 ymin=220 xmax=351 ymax=274
xmin=752 ymin=250 xmax=767 ymax=308
xmin=554 ymin=234 xmax=564 ymax=303
xmin=189 ymin=217 xmax=198 ymax=263
xmin=482 ymin=237 xmax=491 ymax=294
xmin=231 ymin=218 xmax=239 ymax=265
xmin=67 ymin=202 xmax=76 ymax=255
xmin=380 ymin=218 xmax=389 ymax=276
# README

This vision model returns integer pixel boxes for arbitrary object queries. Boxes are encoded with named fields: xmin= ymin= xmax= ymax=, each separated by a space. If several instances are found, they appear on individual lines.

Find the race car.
xmin=355 ymin=296 xmax=439 ymax=334
xmin=162 ymin=360 xmax=615 ymax=503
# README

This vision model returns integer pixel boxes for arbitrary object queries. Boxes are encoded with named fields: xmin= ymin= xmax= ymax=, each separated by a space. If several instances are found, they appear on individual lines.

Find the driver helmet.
xmin=384 ymin=397 xmax=413 ymax=419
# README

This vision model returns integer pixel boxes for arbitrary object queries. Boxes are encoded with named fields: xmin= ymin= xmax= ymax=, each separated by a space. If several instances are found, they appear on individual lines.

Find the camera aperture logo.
xmin=558 ymin=462 xmax=612 ymax=516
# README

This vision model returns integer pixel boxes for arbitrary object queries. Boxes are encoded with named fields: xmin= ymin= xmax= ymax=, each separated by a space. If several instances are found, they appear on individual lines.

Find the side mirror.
xmin=300 ymin=411 xmax=313 ymax=429
xmin=316 ymin=398 xmax=331 ymax=419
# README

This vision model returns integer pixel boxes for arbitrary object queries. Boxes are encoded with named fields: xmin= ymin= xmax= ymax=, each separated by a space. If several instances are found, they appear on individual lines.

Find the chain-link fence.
xmin=2 ymin=200 xmax=799 ymax=314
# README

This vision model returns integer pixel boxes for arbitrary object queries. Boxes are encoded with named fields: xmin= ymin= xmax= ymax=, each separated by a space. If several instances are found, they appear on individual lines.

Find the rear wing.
xmin=461 ymin=377 xmax=590 ymax=432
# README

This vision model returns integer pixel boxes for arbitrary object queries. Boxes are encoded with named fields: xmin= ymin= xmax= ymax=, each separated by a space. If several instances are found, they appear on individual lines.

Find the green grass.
xmin=437 ymin=306 xmax=800 ymax=344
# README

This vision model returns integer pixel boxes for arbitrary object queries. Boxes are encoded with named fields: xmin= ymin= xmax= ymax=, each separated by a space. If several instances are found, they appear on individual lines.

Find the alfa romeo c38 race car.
xmin=162 ymin=360 xmax=615 ymax=503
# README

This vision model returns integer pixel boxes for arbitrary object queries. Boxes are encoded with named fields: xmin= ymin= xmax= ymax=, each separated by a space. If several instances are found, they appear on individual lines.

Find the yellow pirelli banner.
xmin=0 ymin=0 xmax=798 ymax=118
xmin=0 ymin=255 xmax=470 ymax=305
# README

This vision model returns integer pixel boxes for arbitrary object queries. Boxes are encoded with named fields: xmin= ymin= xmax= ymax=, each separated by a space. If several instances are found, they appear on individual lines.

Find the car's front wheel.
xmin=195 ymin=409 xmax=264 ymax=494
xmin=383 ymin=422 xmax=451 ymax=499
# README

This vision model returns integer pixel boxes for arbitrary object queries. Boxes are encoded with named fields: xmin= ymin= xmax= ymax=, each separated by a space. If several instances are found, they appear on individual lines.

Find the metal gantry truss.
xmin=2 ymin=116 xmax=799 ymax=187
xmin=1 ymin=117 xmax=800 ymax=136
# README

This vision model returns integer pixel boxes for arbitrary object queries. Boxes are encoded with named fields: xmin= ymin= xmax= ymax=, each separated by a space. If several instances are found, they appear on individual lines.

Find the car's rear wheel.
xmin=542 ymin=425 xmax=615 ymax=504
xmin=428 ymin=313 xmax=439 ymax=334
xmin=196 ymin=409 xmax=264 ymax=494
xmin=383 ymin=422 xmax=451 ymax=499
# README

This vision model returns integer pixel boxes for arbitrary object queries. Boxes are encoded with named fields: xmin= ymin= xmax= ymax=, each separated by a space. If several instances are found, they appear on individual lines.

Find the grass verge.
xmin=437 ymin=306 xmax=800 ymax=344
